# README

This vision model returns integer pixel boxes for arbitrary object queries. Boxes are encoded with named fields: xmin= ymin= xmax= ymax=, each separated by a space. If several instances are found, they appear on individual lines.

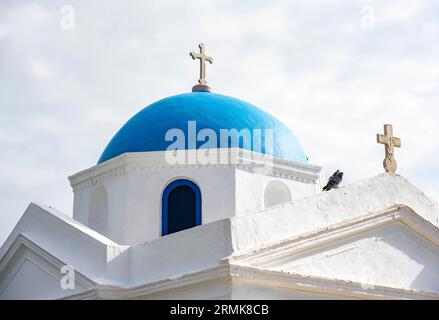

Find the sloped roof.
xmin=1 ymin=173 xmax=438 ymax=299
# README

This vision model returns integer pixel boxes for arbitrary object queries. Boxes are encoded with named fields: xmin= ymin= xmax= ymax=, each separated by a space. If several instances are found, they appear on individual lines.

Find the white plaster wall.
xmin=230 ymin=279 xmax=341 ymax=300
xmin=138 ymin=279 xmax=233 ymax=300
xmin=121 ymin=166 xmax=236 ymax=245
xmin=2 ymin=174 xmax=439 ymax=300
xmin=73 ymin=164 xmax=320 ymax=246
xmin=72 ymin=187 xmax=90 ymax=225
xmin=73 ymin=164 xmax=236 ymax=245
xmin=0 ymin=203 xmax=130 ymax=286
xmin=106 ymin=174 xmax=129 ymax=244
xmin=132 ymin=278 xmax=343 ymax=300
xmin=70 ymin=150 xmax=322 ymax=246
xmin=235 ymin=169 xmax=318 ymax=215
xmin=0 ymin=245 xmax=88 ymax=300
xmin=135 ymin=278 xmax=339 ymax=300
xmin=73 ymin=175 xmax=129 ymax=244
xmin=274 ymin=222 xmax=439 ymax=293
xmin=230 ymin=174 xmax=439 ymax=255
xmin=128 ymin=219 xmax=233 ymax=286
xmin=263 ymin=180 xmax=292 ymax=209
xmin=88 ymin=187 xmax=108 ymax=236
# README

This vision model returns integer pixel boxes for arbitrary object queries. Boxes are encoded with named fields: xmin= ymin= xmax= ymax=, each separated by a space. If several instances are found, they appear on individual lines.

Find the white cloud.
xmin=377 ymin=0 xmax=431 ymax=22
xmin=31 ymin=59 xmax=55 ymax=79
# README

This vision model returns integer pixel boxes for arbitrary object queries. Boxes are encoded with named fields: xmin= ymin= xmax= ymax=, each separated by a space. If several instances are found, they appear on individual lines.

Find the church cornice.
xmin=60 ymin=261 xmax=439 ymax=300
xmin=68 ymin=148 xmax=323 ymax=191
xmin=59 ymin=204 xmax=439 ymax=300
xmin=228 ymin=204 xmax=439 ymax=266
xmin=0 ymin=234 xmax=96 ymax=292
xmin=227 ymin=264 xmax=439 ymax=300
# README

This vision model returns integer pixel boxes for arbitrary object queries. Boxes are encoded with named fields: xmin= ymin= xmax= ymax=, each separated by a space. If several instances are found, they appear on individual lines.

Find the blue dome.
xmin=98 ymin=92 xmax=308 ymax=164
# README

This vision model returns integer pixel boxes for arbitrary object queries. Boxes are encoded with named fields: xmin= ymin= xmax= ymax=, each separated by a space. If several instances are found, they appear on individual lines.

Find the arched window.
xmin=89 ymin=186 xmax=108 ymax=236
xmin=263 ymin=180 xmax=292 ymax=209
xmin=162 ymin=179 xmax=202 ymax=236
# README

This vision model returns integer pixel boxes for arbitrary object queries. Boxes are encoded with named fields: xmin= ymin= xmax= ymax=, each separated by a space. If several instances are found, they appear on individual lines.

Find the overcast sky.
xmin=1 ymin=0 xmax=438 ymax=246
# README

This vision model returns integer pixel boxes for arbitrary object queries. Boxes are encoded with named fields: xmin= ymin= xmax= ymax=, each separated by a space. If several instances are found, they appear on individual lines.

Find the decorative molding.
xmin=68 ymin=149 xmax=323 ymax=191
xmin=229 ymin=264 xmax=439 ymax=300
xmin=9 ymin=205 xmax=438 ymax=300
xmin=61 ymin=203 xmax=439 ymax=300
xmin=229 ymin=204 xmax=439 ymax=267
xmin=0 ymin=234 xmax=96 ymax=290
xmin=62 ymin=263 xmax=232 ymax=300
xmin=61 ymin=260 xmax=439 ymax=300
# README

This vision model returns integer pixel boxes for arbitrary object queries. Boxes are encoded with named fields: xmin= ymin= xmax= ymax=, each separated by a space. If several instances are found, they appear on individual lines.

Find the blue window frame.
xmin=162 ymin=179 xmax=202 ymax=236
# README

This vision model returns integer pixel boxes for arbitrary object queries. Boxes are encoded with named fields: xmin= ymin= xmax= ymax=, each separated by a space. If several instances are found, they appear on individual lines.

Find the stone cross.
xmin=190 ymin=43 xmax=213 ymax=92
xmin=377 ymin=124 xmax=401 ymax=173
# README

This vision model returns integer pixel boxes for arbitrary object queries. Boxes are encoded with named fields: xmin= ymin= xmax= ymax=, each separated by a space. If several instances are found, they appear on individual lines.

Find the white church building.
xmin=1 ymin=45 xmax=439 ymax=300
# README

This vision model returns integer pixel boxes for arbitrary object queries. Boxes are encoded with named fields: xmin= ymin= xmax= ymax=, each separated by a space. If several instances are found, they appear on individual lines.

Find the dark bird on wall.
xmin=323 ymin=170 xmax=343 ymax=191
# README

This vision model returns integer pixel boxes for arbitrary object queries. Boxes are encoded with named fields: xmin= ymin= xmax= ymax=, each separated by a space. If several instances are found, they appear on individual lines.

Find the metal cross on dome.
xmin=190 ymin=43 xmax=213 ymax=92
xmin=377 ymin=124 xmax=401 ymax=174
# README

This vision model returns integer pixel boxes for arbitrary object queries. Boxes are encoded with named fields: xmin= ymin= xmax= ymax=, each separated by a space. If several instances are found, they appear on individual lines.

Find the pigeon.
xmin=322 ymin=170 xmax=343 ymax=191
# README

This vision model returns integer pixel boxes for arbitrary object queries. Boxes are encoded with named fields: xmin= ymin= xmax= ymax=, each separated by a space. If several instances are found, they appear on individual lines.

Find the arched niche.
xmin=88 ymin=186 xmax=108 ymax=236
xmin=263 ymin=180 xmax=292 ymax=209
